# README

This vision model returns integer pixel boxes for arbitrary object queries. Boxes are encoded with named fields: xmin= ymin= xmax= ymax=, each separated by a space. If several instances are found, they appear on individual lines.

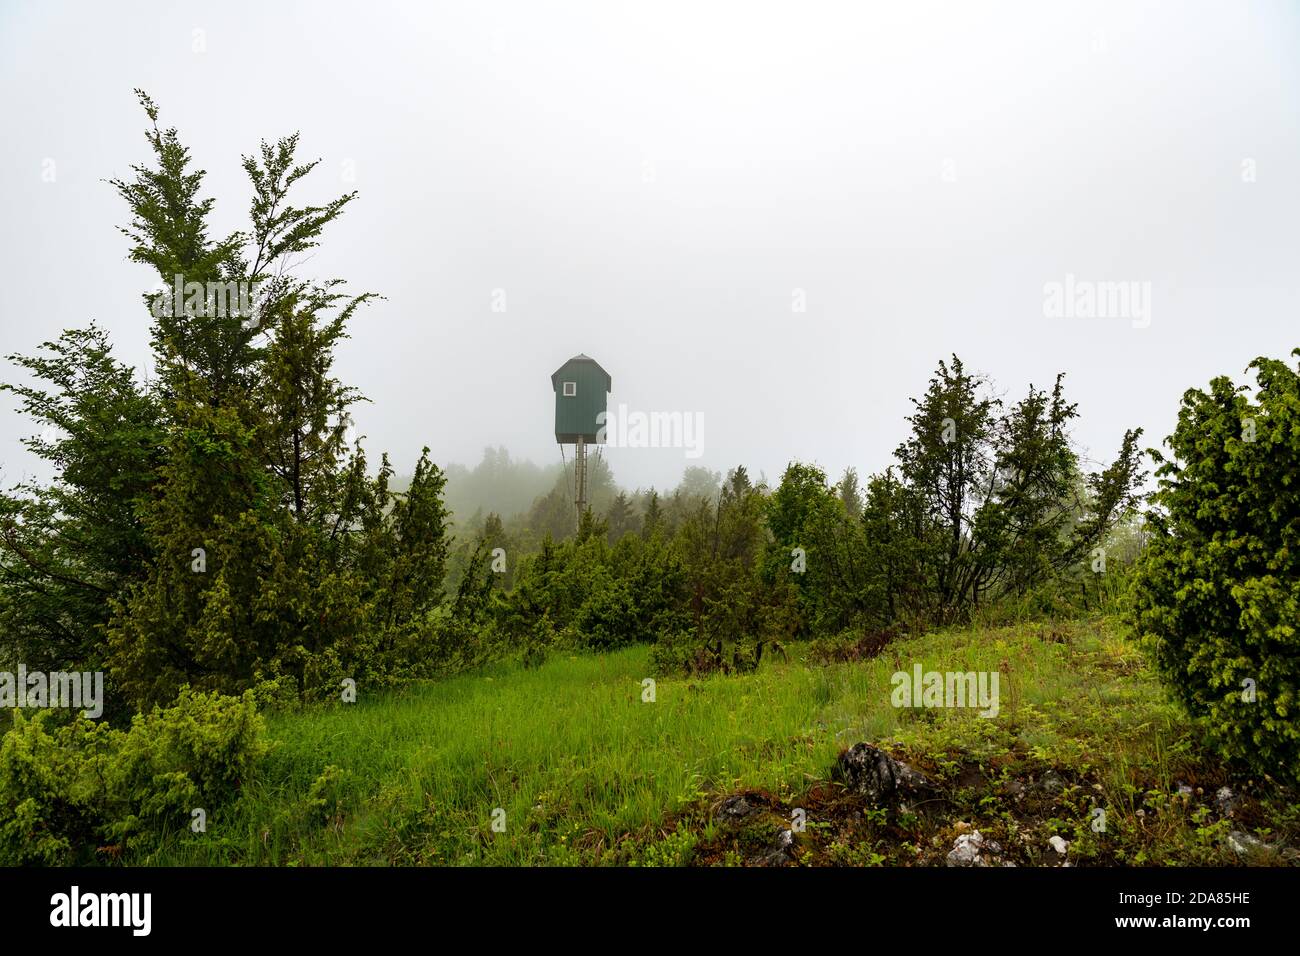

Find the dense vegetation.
xmin=1129 ymin=354 xmax=1300 ymax=782
xmin=100 ymin=621 xmax=1300 ymax=867
xmin=0 ymin=96 xmax=1295 ymax=865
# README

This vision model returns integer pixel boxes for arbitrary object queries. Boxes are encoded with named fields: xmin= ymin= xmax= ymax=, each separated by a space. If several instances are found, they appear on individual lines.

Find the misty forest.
xmin=1 ymin=95 xmax=1297 ymax=870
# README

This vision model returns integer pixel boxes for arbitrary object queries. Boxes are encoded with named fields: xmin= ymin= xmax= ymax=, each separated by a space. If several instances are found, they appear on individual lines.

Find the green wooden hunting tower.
xmin=551 ymin=353 xmax=611 ymax=443
xmin=551 ymin=354 xmax=611 ymax=531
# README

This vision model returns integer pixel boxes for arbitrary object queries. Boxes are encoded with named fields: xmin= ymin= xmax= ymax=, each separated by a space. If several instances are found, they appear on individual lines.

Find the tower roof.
xmin=551 ymin=353 xmax=611 ymax=392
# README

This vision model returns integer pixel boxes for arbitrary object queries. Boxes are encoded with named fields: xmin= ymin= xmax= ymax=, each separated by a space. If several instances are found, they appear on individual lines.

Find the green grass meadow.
xmin=131 ymin=618 xmax=1293 ymax=866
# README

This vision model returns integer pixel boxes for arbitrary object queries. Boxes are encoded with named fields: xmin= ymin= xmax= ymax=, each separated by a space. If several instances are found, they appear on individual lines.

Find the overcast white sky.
xmin=2 ymin=0 xmax=1298 ymax=493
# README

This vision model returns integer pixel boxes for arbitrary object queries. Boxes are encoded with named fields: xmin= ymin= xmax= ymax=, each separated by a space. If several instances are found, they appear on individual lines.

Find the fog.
xmin=3 ymin=0 xmax=1298 ymax=496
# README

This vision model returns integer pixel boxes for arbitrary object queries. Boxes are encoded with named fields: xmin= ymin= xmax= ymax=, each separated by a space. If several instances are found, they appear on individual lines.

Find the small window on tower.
xmin=563 ymin=381 xmax=577 ymax=397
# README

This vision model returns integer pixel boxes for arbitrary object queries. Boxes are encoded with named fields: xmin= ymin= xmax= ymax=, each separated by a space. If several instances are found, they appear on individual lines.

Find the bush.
xmin=0 ymin=687 xmax=266 ymax=864
xmin=650 ymin=629 xmax=735 ymax=677
xmin=809 ymin=626 xmax=900 ymax=664
xmin=1128 ymin=352 xmax=1300 ymax=783
xmin=522 ymin=612 xmax=556 ymax=669
xmin=574 ymin=580 xmax=640 ymax=649
xmin=0 ymin=711 xmax=114 ymax=865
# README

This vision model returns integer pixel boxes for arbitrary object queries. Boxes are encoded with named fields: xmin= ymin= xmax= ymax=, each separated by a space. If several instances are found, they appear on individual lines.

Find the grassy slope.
xmin=133 ymin=618 xmax=1297 ymax=866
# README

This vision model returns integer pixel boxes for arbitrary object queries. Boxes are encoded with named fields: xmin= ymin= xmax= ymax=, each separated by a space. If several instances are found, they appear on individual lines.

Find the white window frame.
xmin=562 ymin=381 xmax=577 ymax=397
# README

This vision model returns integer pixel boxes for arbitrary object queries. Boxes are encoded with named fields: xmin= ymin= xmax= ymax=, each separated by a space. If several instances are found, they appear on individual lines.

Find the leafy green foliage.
xmin=670 ymin=467 xmax=795 ymax=674
xmin=1 ymin=95 xmax=458 ymax=709
xmin=766 ymin=462 xmax=875 ymax=635
xmin=1129 ymin=351 xmax=1300 ymax=783
xmin=0 ymin=688 xmax=265 ymax=864
xmin=891 ymin=356 xmax=1143 ymax=624
xmin=0 ymin=326 xmax=162 ymax=684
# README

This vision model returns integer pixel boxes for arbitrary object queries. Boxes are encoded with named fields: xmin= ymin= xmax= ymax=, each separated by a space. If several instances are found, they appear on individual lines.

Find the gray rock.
xmin=835 ymin=743 xmax=935 ymax=805
xmin=1215 ymin=786 xmax=1238 ymax=815
xmin=1037 ymin=770 xmax=1066 ymax=794
xmin=762 ymin=828 xmax=796 ymax=865
xmin=946 ymin=830 xmax=1003 ymax=867
xmin=715 ymin=794 xmax=760 ymax=823
xmin=1048 ymin=835 xmax=1070 ymax=856
xmin=1226 ymin=830 xmax=1271 ymax=857
xmin=1001 ymin=780 xmax=1027 ymax=799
